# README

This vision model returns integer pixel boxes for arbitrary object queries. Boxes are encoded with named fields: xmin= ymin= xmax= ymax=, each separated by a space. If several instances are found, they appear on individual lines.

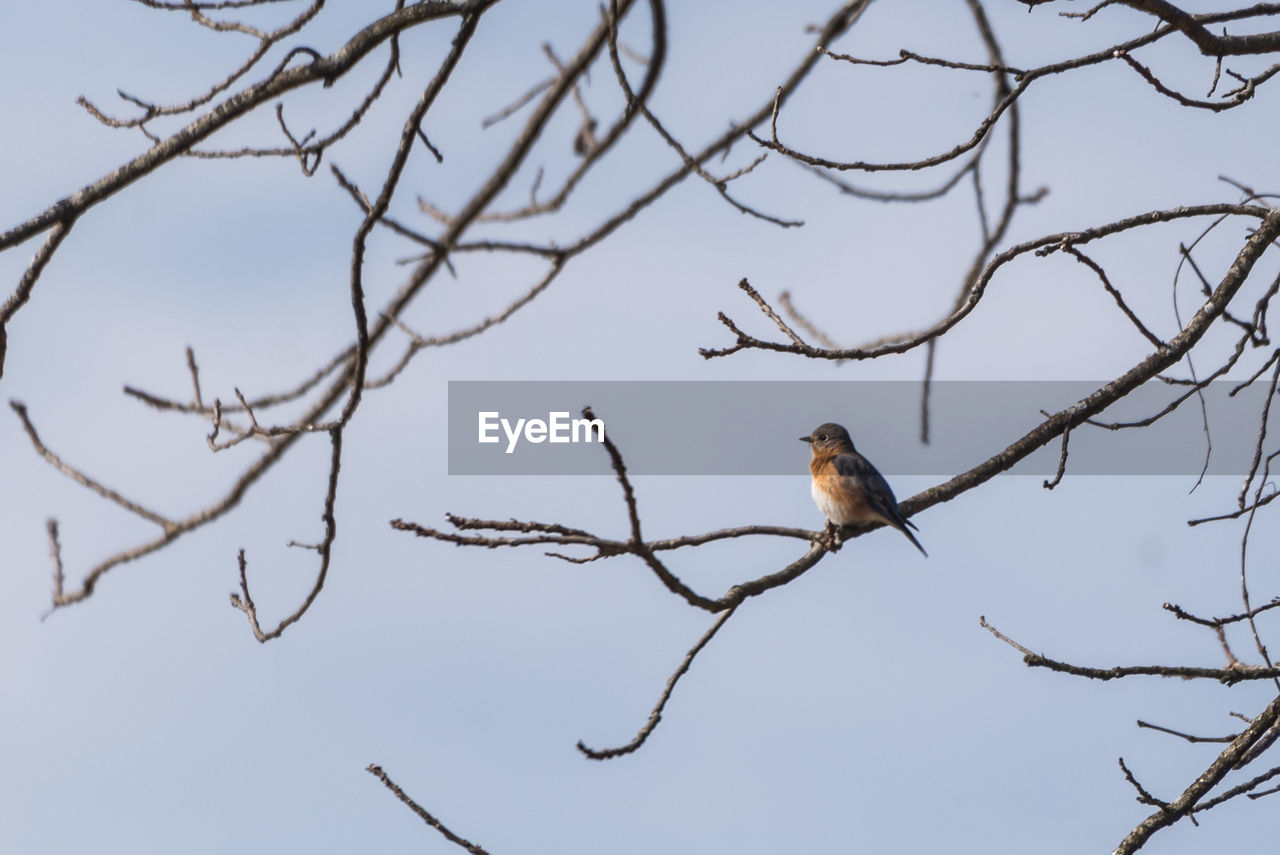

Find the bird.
xmin=800 ymin=422 xmax=927 ymax=557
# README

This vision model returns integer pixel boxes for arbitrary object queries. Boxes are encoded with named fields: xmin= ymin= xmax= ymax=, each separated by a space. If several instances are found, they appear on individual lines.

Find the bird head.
xmin=799 ymin=422 xmax=855 ymax=453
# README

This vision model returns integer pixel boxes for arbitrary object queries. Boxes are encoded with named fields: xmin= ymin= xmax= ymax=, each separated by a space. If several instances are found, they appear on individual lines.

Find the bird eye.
xmin=817 ymin=433 xmax=827 ymax=441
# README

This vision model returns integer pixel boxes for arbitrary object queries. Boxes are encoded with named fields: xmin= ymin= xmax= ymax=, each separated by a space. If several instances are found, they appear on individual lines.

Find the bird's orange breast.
xmin=810 ymin=453 xmax=886 ymax=527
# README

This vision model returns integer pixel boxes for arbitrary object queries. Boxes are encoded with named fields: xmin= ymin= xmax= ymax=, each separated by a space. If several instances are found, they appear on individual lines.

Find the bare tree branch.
xmin=578 ymin=604 xmax=739 ymax=760
xmin=1115 ymin=693 xmax=1280 ymax=853
xmin=366 ymin=765 xmax=491 ymax=855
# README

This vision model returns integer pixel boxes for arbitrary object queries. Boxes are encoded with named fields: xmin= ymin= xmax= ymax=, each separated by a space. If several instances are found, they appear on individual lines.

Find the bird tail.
xmin=900 ymin=524 xmax=928 ymax=558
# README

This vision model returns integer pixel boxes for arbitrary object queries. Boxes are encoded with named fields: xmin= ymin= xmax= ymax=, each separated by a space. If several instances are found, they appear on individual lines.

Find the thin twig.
xmin=365 ymin=765 xmax=490 ymax=855
xmin=578 ymin=604 xmax=739 ymax=759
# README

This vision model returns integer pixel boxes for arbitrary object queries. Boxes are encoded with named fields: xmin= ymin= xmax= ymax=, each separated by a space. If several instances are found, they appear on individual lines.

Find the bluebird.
xmin=800 ymin=422 xmax=927 ymax=556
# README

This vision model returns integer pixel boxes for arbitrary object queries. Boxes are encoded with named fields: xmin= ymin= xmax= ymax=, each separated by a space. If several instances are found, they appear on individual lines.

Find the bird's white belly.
xmin=813 ymin=477 xmax=855 ymax=525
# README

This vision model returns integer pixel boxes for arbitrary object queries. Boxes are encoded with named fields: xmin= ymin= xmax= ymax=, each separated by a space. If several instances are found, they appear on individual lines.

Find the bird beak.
xmin=798 ymin=435 xmax=811 ymax=443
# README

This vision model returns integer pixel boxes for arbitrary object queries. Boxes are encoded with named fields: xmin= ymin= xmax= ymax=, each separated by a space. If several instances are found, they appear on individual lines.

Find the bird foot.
xmin=822 ymin=521 xmax=845 ymax=552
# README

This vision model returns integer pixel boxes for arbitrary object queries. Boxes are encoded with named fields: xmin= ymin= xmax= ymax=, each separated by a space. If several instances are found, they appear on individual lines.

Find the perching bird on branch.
xmin=801 ymin=422 xmax=927 ymax=557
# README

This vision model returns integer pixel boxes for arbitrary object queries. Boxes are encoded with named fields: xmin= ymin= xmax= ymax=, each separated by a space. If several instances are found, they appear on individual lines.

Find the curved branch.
xmin=1 ymin=0 xmax=493 ymax=252
xmin=751 ymin=5 xmax=1280 ymax=173
xmin=1108 ymin=1 xmax=1280 ymax=56
xmin=79 ymin=0 xmax=326 ymax=130
xmin=1115 ymin=692 xmax=1280 ymax=854
xmin=980 ymin=616 xmax=1280 ymax=683
xmin=577 ymin=604 xmax=739 ymax=760
xmin=0 ymin=219 xmax=74 ymax=379
xmin=902 ymin=207 xmax=1280 ymax=519
xmin=701 ymin=204 xmax=1270 ymax=361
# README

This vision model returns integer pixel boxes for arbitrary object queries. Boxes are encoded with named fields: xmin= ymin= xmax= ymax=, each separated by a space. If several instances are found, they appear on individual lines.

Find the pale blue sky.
xmin=3 ymin=1 xmax=1279 ymax=853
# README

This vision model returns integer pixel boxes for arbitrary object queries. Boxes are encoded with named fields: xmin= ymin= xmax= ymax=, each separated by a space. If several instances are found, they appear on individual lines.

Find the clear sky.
xmin=3 ymin=1 xmax=1279 ymax=853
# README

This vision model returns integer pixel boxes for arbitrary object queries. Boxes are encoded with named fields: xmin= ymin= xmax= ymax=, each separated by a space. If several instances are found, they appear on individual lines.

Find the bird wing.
xmin=831 ymin=452 xmax=909 ymax=528
xmin=831 ymin=451 xmax=927 ymax=558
